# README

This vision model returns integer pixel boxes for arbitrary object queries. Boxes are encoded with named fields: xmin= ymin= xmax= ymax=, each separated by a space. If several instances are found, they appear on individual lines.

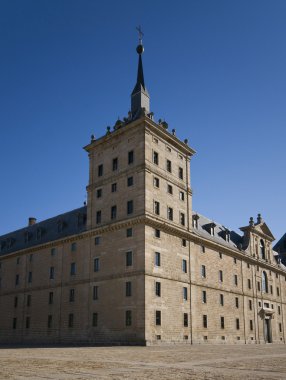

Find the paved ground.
xmin=0 ymin=344 xmax=286 ymax=379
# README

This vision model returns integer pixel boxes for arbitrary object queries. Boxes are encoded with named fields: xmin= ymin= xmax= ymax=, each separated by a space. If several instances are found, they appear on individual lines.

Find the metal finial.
xmin=136 ymin=25 xmax=144 ymax=45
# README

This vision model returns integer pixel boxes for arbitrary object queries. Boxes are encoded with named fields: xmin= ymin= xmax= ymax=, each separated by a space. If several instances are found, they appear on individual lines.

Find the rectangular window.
xmin=202 ymin=290 xmax=207 ymax=303
xmin=71 ymin=242 xmax=77 ymax=252
xmin=153 ymin=177 xmax=160 ymax=188
xmin=155 ymin=252 xmax=161 ymax=267
xmin=153 ymin=151 xmax=159 ymax=165
xmin=221 ymin=316 xmax=225 ymax=329
xmin=278 ymin=305 xmax=281 ymax=315
xmin=127 ymin=176 xmax=133 ymax=187
xmin=249 ymin=299 xmax=252 ymax=310
xmin=127 ymin=200 xmax=133 ymax=215
xmin=248 ymin=279 xmax=251 ymax=289
xmin=154 ymin=201 xmax=160 ymax=215
xmin=257 ymin=282 xmax=261 ymax=291
xmin=95 ymin=236 xmax=101 ymax=245
xmin=96 ymin=210 xmax=101 ymax=224
xmin=111 ymin=205 xmax=117 ymax=219
xmin=203 ymin=315 xmax=208 ymax=328
xmin=236 ymin=318 xmax=240 ymax=330
xmin=69 ymin=289 xmax=75 ymax=302
xmin=126 ymin=251 xmax=133 ymax=266
xmin=219 ymin=270 xmax=223 ymax=282
xmin=155 ymin=229 xmax=160 ymax=238
xmin=166 ymin=159 xmax=172 ymax=172
xmin=180 ymin=212 xmax=185 ymax=226
xmin=277 ymin=287 xmax=280 ymax=296
xmin=13 ymin=318 xmax=17 ymax=329
xmin=128 ymin=150 xmax=134 ymax=164
xmin=112 ymin=157 xmax=118 ymax=171
xmin=94 ymin=258 xmax=100 ymax=272
xmin=15 ymin=274 xmax=19 ymax=286
xmin=28 ymin=271 xmax=32 ymax=283
xmin=126 ymin=310 xmax=132 ymax=326
xmin=98 ymin=164 xmax=103 ymax=177
xmin=70 ymin=262 xmax=76 ymax=276
xmin=126 ymin=281 xmax=132 ymax=297
xmin=250 ymin=320 xmax=253 ymax=331
xmin=111 ymin=183 xmax=117 ymax=192
xmin=183 ymin=287 xmax=188 ymax=301
xmin=96 ymin=188 xmax=102 ymax=198
xmin=68 ymin=313 xmax=74 ymax=328
xmin=201 ymin=265 xmax=206 ymax=278
xmin=49 ymin=292 xmax=54 ymax=305
xmin=29 ymin=254 xmax=33 ymax=262
xmin=93 ymin=285 xmax=98 ymax=300
xmin=235 ymin=297 xmax=239 ymax=308
xmin=184 ymin=313 xmax=188 ymax=327
xmin=234 ymin=274 xmax=238 ymax=286
xmin=92 ymin=312 xmax=98 ymax=327
xmin=270 ymin=285 xmax=273 ymax=294
xmin=155 ymin=310 xmax=161 ymax=326
xmin=14 ymin=296 xmax=18 ymax=308
xmin=201 ymin=245 xmax=205 ymax=253
xmin=182 ymin=259 xmax=187 ymax=273
xmin=51 ymin=248 xmax=56 ymax=256
xmin=126 ymin=228 xmax=133 ymax=237
xmin=179 ymin=191 xmax=185 ymax=201
xmin=234 ymin=257 xmax=237 ymax=264
xmin=179 ymin=167 xmax=183 ymax=180
xmin=27 ymin=294 xmax=31 ymax=307
xmin=48 ymin=315 xmax=53 ymax=328
xmin=26 ymin=317 xmax=30 ymax=329
xmin=155 ymin=282 xmax=161 ymax=297
xmin=167 ymin=184 xmax=173 ymax=194
xmin=182 ymin=239 xmax=187 ymax=247
xmin=49 ymin=267 xmax=55 ymax=280
xmin=279 ymin=323 xmax=282 ymax=333
xmin=220 ymin=294 xmax=224 ymax=306
xmin=167 ymin=207 xmax=173 ymax=221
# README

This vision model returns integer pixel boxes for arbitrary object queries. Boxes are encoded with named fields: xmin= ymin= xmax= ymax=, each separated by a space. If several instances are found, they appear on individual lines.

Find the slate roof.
xmin=0 ymin=206 xmax=87 ymax=257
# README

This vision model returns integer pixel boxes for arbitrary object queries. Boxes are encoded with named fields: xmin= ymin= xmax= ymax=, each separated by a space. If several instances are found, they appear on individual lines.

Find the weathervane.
xmin=136 ymin=25 xmax=144 ymax=45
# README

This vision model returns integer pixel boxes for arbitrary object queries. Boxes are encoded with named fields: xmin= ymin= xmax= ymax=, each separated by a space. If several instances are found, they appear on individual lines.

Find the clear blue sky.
xmin=0 ymin=0 xmax=285 ymax=241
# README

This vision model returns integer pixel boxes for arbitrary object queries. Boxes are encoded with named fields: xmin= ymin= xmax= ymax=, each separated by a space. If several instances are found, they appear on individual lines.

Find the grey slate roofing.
xmin=0 ymin=206 xmax=87 ymax=257
xmin=192 ymin=211 xmax=243 ymax=250
xmin=273 ymin=233 xmax=286 ymax=266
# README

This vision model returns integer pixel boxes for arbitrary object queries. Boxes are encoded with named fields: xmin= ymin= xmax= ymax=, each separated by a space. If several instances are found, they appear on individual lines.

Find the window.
xmin=250 ymin=320 xmax=253 ymax=331
xmin=248 ymin=279 xmax=251 ymax=289
xmin=126 ymin=228 xmax=133 ymax=237
xmin=155 ymin=229 xmax=160 ymax=238
xmin=25 ymin=317 xmax=31 ymax=329
xmin=14 ymin=296 xmax=18 ymax=308
xmin=179 ymin=167 xmax=183 ymax=179
xmin=202 ymin=290 xmax=207 ymax=303
xmin=155 ymin=310 xmax=161 ymax=326
xmin=70 ymin=262 xmax=76 ymax=276
xmin=96 ymin=188 xmax=102 ymax=198
xmin=96 ymin=210 xmax=101 ymax=224
xmin=201 ymin=245 xmax=205 ymax=253
xmin=166 ymin=159 xmax=172 ymax=172
xmin=128 ymin=150 xmax=134 ymax=164
xmin=48 ymin=315 xmax=53 ymax=329
xmin=68 ymin=313 xmax=74 ymax=328
xmin=219 ymin=252 xmax=222 ymax=259
xmin=184 ymin=313 xmax=188 ymax=327
xmin=127 ymin=200 xmax=133 ymax=215
xmin=126 ymin=310 xmax=132 ymax=326
xmin=234 ymin=258 xmax=237 ymax=264
xmin=13 ymin=318 xmax=17 ymax=329
xmin=167 ymin=184 xmax=173 ymax=194
xmin=257 ymin=281 xmax=261 ymax=291
xmin=154 ymin=201 xmax=160 ymax=215
xmin=203 ymin=315 xmax=208 ymax=328
xmin=183 ymin=287 xmax=188 ymax=301
xmin=111 ymin=205 xmax=117 ymax=219
xmin=180 ymin=212 xmax=185 ymax=226
xmin=95 ymin=236 xmax=101 ymax=245
xmin=98 ymin=164 xmax=103 ymax=177
xmin=126 ymin=251 xmax=133 ymax=266
xmin=249 ymin=299 xmax=252 ymax=310
xmin=182 ymin=259 xmax=187 ymax=273
xmin=182 ymin=239 xmax=187 ymax=247
xmin=27 ymin=295 xmax=31 ymax=307
xmin=16 ymin=257 xmax=20 ymax=264
xmin=153 ymin=177 xmax=160 ymax=188
xmin=236 ymin=318 xmax=240 ymax=330
xmin=49 ymin=267 xmax=54 ymax=280
xmin=94 ymin=258 xmax=100 ymax=272
xmin=126 ymin=281 xmax=132 ymax=297
xmin=49 ymin=292 xmax=54 ymax=305
xmin=219 ymin=270 xmax=223 ymax=282
xmin=51 ymin=248 xmax=56 ymax=256
xmin=93 ymin=285 xmax=98 ymax=300
xmin=234 ymin=274 xmax=238 ymax=286
xmin=29 ymin=254 xmax=33 ymax=262
xmin=277 ymin=287 xmax=280 ymax=296
xmin=279 ymin=323 xmax=282 ymax=333
xmin=71 ymin=242 xmax=77 ymax=252
xmin=92 ymin=313 xmax=98 ymax=327
xmin=127 ymin=176 xmax=133 ymax=187
xmin=221 ymin=316 xmax=225 ymax=329
xmin=69 ymin=289 xmax=75 ymax=302
xmin=270 ymin=285 xmax=273 ymax=294
xmin=28 ymin=271 xmax=32 ymax=283
xmin=262 ymin=271 xmax=268 ymax=293
xmin=15 ymin=274 xmax=19 ymax=286
xmin=247 ymin=263 xmax=250 ymax=269
xmin=167 ymin=207 xmax=173 ymax=221
xmin=153 ymin=151 xmax=159 ymax=165
xmin=155 ymin=252 xmax=161 ymax=267
xmin=220 ymin=294 xmax=224 ymax=306
xmin=201 ymin=265 xmax=206 ymax=278
xmin=278 ymin=305 xmax=281 ymax=315
xmin=155 ymin=282 xmax=161 ymax=297
xmin=260 ymin=239 xmax=265 ymax=260
xmin=112 ymin=157 xmax=118 ymax=171
xmin=235 ymin=297 xmax=239 ymax=308
xmin=111 ymin=183 xmax=117 ymax=192
xmin=179 ymin=191 xmax=185 ymax=201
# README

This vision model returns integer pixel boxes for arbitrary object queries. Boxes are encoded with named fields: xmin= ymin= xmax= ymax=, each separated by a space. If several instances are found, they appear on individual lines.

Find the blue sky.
xmin=0 ymin=0 xmax=285 ymax=241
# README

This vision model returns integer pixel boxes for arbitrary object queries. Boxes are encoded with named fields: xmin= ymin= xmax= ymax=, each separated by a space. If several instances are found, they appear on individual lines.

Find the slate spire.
xmin=131 ymin=27 xmax=150 ymax=119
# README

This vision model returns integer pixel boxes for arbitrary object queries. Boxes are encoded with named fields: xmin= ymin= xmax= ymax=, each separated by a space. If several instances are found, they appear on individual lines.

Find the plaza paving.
xmin=0 ymin=344 xmax=286 ymax=379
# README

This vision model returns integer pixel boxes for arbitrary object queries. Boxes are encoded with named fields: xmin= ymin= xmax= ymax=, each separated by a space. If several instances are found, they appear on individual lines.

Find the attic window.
xmin=192 ymin=214 xmax=199 ymax=229
xmin=225 ymin=230 xmax=230 ymax=242
xmin=210 ymin=226 xmax=215 ymax=236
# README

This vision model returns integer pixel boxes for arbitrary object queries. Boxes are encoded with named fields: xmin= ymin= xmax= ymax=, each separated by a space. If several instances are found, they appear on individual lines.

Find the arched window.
xmin=262 ymin=271 xmax=268 ymax=293
xmin=260 ymin=240 xmax=265 ymax=260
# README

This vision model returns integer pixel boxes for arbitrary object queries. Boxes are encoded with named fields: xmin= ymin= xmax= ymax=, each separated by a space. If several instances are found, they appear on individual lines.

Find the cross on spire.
xmin=136 ymin=25 xmax=144 ymax=45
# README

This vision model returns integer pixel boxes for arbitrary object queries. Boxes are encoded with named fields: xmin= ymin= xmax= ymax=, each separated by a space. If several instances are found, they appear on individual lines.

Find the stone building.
xmin=0 ymin=38 xmax=285 ymax=346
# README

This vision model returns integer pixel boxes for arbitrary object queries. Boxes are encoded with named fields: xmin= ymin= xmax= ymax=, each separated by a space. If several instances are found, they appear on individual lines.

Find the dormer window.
xmin=192 ymin=214 xmax=199 ymax=229
xmin=210 ymin=226 xmax=215 ymax=236
xmin=224 ymin=229 xmax=230 ymax=242
xmin=205 ymin=222 xmax=216 ymax=236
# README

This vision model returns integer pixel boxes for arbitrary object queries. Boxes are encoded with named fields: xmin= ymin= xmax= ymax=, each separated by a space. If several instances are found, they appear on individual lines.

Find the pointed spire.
xmin=131 ymin=26 xmax=150 ymax=119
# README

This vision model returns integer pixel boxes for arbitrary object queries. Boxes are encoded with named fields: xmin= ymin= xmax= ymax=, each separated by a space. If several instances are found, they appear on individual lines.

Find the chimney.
xmin=28 ymin=217 xmax=37 ymax=226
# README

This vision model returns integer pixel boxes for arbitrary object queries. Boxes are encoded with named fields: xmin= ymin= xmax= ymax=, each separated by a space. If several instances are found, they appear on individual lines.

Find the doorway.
xmin=264 ymin=318 xmax=272 ymax=343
